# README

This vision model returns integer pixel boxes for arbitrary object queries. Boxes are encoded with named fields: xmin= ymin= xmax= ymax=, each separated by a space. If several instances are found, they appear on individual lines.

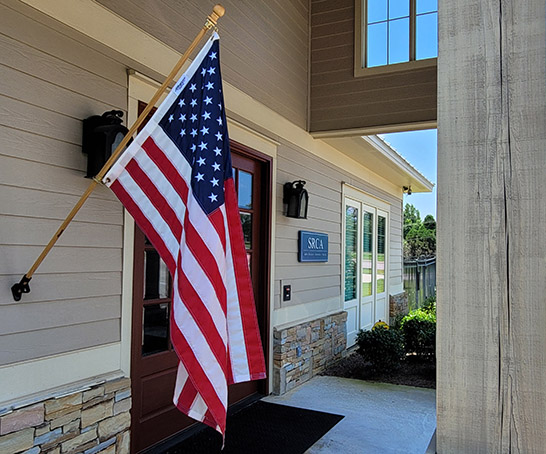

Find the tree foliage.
xmin=403 ymin=203 xmax=436 ymax=259
xmin=423 ymin=214 xmax=436 ymax=231
xmin=403 ymin=204 xmax=421 ymax=237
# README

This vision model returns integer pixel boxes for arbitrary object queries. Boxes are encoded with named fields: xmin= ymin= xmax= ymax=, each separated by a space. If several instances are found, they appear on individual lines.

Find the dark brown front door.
xmin=130 ymin=127 xmax=271 ymax=452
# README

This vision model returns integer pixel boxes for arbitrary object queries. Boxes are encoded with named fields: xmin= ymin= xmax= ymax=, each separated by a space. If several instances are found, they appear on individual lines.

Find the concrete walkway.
xmin=263 ymin=376 xmax=436 ymax=454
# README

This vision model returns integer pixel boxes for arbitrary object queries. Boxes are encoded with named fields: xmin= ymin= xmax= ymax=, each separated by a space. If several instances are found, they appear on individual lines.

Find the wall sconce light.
xmin=283 ymin=180 xmax=309 ymax=219
xmin=403 ymin=185 xmax=412 ymax=195
xmin=82 ymin=110 xmax=129 ymax=178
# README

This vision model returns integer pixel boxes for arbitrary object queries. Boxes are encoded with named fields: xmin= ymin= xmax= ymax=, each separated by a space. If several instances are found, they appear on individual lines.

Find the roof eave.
xmin=320 ymin=135 xmax=434 ymax=194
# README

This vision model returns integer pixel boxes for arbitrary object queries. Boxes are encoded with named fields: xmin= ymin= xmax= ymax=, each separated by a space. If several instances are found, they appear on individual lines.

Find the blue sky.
xmin=380 ymin=129 xmax=437 ymax=219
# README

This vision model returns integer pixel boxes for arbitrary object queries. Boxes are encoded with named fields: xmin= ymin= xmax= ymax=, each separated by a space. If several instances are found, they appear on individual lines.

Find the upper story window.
xmin=355 ymin=0 xmax=438 ymax=74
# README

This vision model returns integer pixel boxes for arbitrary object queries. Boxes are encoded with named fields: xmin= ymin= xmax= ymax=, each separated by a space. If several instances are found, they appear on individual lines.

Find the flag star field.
xmin=159 ymin=43 xmax=231 ymax=216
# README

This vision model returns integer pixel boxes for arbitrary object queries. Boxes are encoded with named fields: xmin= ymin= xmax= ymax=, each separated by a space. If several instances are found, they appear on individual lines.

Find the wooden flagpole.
xmin=11 ymin=4 xmax=225 ymax=301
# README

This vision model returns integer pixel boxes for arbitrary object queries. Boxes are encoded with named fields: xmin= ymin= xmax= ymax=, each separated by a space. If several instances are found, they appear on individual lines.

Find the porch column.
xmin=437 ymin=1 xmax=546 ymax=452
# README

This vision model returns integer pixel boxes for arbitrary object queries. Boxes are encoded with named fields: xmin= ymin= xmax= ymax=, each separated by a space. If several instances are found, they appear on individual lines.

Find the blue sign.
xmin=298 ymin=231 xmax=328 ymax=262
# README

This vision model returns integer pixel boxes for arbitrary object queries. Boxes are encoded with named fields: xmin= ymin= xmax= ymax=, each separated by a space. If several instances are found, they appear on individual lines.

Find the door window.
xmin=233 ymin=167 xmax=255 ymax=274
xmin=362 ymin=211 xmax=374 ymax=297
xmin=377 ymin=215 xmax=386 ymax=293
xmin=344 ymin=205 xmax=359 ymax=302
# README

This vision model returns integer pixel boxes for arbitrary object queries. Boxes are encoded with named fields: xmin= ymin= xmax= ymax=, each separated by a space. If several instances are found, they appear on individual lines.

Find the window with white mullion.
xmin=363 ymin=0 xmax=437 ymax=69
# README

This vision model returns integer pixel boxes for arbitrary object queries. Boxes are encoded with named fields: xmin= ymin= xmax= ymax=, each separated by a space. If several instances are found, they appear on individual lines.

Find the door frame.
xmin=230 ymin=140 xmax=273 ymax=394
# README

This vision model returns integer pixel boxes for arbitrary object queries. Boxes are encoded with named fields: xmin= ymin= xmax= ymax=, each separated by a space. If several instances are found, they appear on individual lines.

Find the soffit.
xmin=322 ymin=135 xmax=434 ymax=193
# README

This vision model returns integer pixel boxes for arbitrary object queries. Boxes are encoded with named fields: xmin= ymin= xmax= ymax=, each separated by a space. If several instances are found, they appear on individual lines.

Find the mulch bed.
xmin=321 ymin=352 xmax=436 ymax=389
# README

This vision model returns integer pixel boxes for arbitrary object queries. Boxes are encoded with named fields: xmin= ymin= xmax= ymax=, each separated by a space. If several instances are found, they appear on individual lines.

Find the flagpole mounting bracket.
xmin=92 ymin=176 xmax=105 ymax=186
xmin=11 ymin=275 xmax=31 ymax=302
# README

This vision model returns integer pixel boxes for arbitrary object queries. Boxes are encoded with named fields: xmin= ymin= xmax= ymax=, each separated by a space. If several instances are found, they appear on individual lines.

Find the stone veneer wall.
xmin=273 ymin=311 xmax=347 ymax=395
xmin=0 ymin=377 xmax=131 ymax=454
xmin=389 ymin=291 xmax=409 ymax=326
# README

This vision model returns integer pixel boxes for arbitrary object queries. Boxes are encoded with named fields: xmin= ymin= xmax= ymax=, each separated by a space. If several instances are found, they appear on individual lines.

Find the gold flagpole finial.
xmin=206 ymin=5 xmax=225 ymax=30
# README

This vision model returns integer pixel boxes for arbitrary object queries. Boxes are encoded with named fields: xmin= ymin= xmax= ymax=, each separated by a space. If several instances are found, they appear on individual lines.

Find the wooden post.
xmin=437 ymin=0 xmax=546 ymax=452
xmin=11 ymin=4 xmax=225 ymax=301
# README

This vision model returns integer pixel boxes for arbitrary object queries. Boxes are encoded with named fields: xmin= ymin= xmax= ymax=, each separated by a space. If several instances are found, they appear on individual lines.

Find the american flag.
xmin=103 ymin=33 xmax=266 ymax=435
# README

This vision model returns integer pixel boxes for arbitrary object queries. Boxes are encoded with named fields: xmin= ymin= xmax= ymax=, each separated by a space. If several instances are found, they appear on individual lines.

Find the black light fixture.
xmin=403 ymin=185 xmax=412 ymax=195
xmin=283 ymin=180 xmax=309 ymax=219
xmin=82 ymin=110 xmax=129 ymax=178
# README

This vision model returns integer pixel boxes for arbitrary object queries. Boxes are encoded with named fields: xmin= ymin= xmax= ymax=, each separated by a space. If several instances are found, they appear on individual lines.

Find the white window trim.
xmin=343 ymin=184 xmax=391 ymax=212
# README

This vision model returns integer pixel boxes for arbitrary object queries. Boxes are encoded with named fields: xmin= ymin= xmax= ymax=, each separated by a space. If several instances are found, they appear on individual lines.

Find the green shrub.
xmin=421 ymin=294 xmax=436 ymax=314
xmin=356 ymin=326 xmax=404 ymax=372
xmin=401 ymin=307 xmax=436 ymax=359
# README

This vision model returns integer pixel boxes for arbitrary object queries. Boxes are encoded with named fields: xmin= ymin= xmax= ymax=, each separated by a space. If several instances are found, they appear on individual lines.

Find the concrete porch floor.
xmin=263 ymin=376 xmax=436 ymax=454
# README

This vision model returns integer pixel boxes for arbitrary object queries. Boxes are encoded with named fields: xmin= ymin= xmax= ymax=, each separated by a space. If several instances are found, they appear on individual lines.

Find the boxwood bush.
xmin=356 ymin=325 xmax=404 ymax=372
xmin=400 ymin=305 xmax=436 ymax=360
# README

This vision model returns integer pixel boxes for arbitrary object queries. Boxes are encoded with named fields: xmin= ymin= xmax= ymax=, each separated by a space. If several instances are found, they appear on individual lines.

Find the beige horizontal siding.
xmin=96 ymin=0 xmax=309 ymax=129
xmin=0 ymin=246 xmax=122 ymax=275
xmin=275 ymin=139 xmax=403 ymax=310
xmin=1 ymin=185 xmax=123 ymax=225
xmin=1 ymin=125 xmax=87 ymax=171
xmin=0 ymin=217 xmax=122 ymax=248
xmin=0 ymin=320 xmax=120 ymax=366
xmin=0 ymin=273 xmax=121 ymax=306
xmin=0 ymin=3 xmax=127 ymax=86
xmin=389 ymin=200 xmax=403 ymax=288
xmin=0 ymin=296 xmax=121 ymax=335
xmin=0 ymin=2 xmax=127 ymax=366
xmin=277 ymin=264 xmax=341 ymax=281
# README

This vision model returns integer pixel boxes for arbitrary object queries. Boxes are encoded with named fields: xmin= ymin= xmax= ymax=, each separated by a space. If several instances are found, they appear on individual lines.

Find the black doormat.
xmin=163 ymin=401 xmax=344 ymax=454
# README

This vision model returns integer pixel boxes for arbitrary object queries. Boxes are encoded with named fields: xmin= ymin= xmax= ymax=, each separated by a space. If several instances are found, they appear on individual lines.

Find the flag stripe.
xmin=142 ymin=136 xmax=190 ymax=204
xmin=170 ymin=315 xmax=227 ymax=433
xmin=178 ymin=374 xmax=198 ymax=409
xmin=183 ymin=217 xmax=227 ymax=313
xmin=110 ymin=179 xmax=176 ymax=273
xmin=224 ymin=233 xmax=251 ymax=381
xmin=116 ymin=171 xmax=179 ymax=266
xmin=125 ymin=159 xmax=183 ymax=241
xmin=171 ymin=285 xmax=227 ymax=396
xmin=172 ymin=251 xmax=227 ymax=390
xmin=177 ymin=244 xmax=227 ymax=339
xmin=135 ymin=141 xmax=188 ymax=219
xmin=209 ymin=208 xmax=227 ymax=252
xmin=225 ymin=178 xmax=267 ymax=379
xmin=176 ymin=266 xmax=228 ymax=371
xmin=173 ymin=361 xmax=189 ymax=403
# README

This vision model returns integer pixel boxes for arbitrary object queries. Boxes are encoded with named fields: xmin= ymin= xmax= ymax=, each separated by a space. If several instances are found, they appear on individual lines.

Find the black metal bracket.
xmin=11 ymin=275 xmax=31 ymax=301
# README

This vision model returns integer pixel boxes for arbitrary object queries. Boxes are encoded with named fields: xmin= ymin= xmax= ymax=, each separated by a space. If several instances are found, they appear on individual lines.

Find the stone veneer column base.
xmin=389 ymin=291 xmax=409 ymax=326
xmin=272 ymin=311 xmax=347 ymax=395
xmin=0 ymin=377 xmax=131 ymax=454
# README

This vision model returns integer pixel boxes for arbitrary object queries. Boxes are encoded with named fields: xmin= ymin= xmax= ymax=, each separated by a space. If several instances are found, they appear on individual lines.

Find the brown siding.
xmin=96 ymin=0 xmax=309 ymax=129
xmin=0 ymin=1 xmax=126 ymax=366
xmin=310 ymin=0 xmax=437 ymax=134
